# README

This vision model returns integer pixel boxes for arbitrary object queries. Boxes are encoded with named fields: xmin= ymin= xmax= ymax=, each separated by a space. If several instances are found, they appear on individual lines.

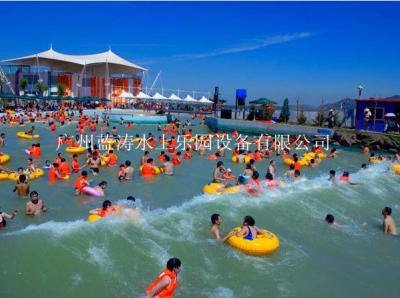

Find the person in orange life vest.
xmin=141 ymin=158 xmax=156 ymax=176
xmin=73 ymin=170 xmax=89 ymax=195
xmin=167 ymin=141 xmax=175 ymax=154
xmin=89 ymin=200 xmax=117 ymax=218
xmin=71 ymin=154 xmax=83 ymax=173
xmin=183 ymin=148 xmax=192 ymax=160
xmin=254 ymin=150 xmax=263 ymax=160
xmin=172 ymin=152 xmax=181 ymax=165
xmin=50 ymin=122 xmax=57 ymax=131
xmin=65 ymin=136 xmax=72 ymax=146
xmin=71 ymin=135 xmax=80 ymax=148
xmin=89 ymin=122 xmax=96 ymax=133
xmin=171 ymin=126 xmax=177 ymax=134
xmin=265 ymin=172 xmax=278 ymax=189
xmin=59 ymin=158 xmax=70 ymax=177
xmin=232 ymin=148 xmax=240 ymax=157
xmin=163 ymin=125 xmax=169 ymax=134
xmin=31 ymin=143 xmax=41 ymax=158
xmin=315 ymin=146 xmax=323 ymax=155
xmin=53 ymin=153 xmax=62 ymax=165
xmin=99 ymin=124 xmax=105 ymax=132
xmin=48 ymin=163 xmax=63 ymax=180
xmin=232 ymin=130 xmax=239 ymax=139
xmin=246 ymin=171 xmax=262 ymax=195
xmin=293 ymin=157 xmax=302 ymax=171
xmin=79 ymin=127 xmax=86 ymax=135
xmin=187 ymin=129 xmax=193 ymax=138
xmin=140 ymin=151 xmax=150 ymax=166
xmin=339 ymin=171 xmax=359 ymax=185
xmin=147 ymin=133 xmax=155 ymax=148
xmin=146 ymin=257 xmax=182 ymax=298
xmin=158 ymin=151 xmax=166 ymax=163
xmin=247 ymin=150 xmax=255 ymax=160
xmin=107 ymin=150 xmax=118 ymax=166
xmin=170 ymin=136 xmax=177 ymax=148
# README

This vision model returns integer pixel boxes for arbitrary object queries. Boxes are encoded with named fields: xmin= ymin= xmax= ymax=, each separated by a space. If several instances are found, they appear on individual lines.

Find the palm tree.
xmin=36 ymin=82 xmax=48 ymax=96
xmin=19 ymin=78 xmax=28 ymax=94
xmin=57 ymin=83 xmax=66 ymax=96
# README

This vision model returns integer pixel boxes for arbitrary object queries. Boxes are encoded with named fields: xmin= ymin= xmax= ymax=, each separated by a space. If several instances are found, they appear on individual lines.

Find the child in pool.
xmin=325 ymin=214 xmax=341 ymax=228
xmin=382 ymin=207 xmax=397 ymax=236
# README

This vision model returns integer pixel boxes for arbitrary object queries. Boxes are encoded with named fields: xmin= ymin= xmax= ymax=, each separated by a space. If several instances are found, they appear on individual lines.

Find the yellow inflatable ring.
xmin=131 ymin=137 xmax=144 ymax=143
xmin=139 ymin=165 xmax=164 ymax=175
xmin=227 ymin=227 xmax=280 ymax=256
xmin=100 ymin=156 xmax=109 ymax=167
xmin=102 ymin=139 xmax=116 ymax=145
xmin=0 ymin=154 xmax=11 ymax=164
xmin=17 ymin=132 xmax=40 ymax=140
xmin=87 ymin=206 xmax=121 ymax=223
xmin=369 ymin=158 xmax=381 ymax=164
xmin=283 ymin=158 xmax=293 ymax=166
xmin=318 ymin=153 xmax=327 ymax=159
xmin=202 ymin=183 xmax=241 ymax=194
xmin=231 ymin=156 xmax=238 ymax=163
xmin=244 ymin=155 xmax=251 ymax=164
xmin=0 ymin=173 xmax=9 ymax=181
xmin=299 ymin=159 xmax=309 ymax=166
xmin=65 ymin=147 xmax=86 ymax=154
xmin=34 ymin=168 xmax=45 ymax=177
xmin=391 ymin=164 xmax=400 ymax=175
xmin=9 ymin=172 xmax=37 ymax=181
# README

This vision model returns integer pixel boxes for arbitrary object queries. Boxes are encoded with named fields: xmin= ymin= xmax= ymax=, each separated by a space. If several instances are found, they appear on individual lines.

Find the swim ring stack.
xmin=227 ymin=227 xmax=280 ymax=256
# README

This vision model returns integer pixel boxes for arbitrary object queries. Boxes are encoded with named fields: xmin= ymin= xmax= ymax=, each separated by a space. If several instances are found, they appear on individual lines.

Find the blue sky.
xmin=1 ymin=2 xmax=399 ymax=105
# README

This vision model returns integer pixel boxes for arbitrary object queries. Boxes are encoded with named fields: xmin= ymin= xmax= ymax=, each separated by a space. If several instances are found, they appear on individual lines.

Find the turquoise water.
xmin=0 ymin=122 xmax=399 ymax=298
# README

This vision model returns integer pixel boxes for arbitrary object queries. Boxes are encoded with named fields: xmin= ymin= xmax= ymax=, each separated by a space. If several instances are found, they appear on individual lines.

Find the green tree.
xmin=279 ymin=97 xmax=290 ymax=122
xmin=36 ymin=82 xmax=48 ymax=95
xmin=313 ymin=108 xmax=325 ymax=126
xmin=297 ymin=106 xmax=307 ymax=125
xmin=19 ymin=78 xmax=28 ymax=92
xmin=57 ymin=83 xmax=66 ymax=96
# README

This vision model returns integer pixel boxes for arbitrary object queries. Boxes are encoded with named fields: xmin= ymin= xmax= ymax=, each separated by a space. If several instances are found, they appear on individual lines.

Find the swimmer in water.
xmin=328 ymin=170 xmax=336 ymax=185
xmin=118 ymin=196 xmax=141 ymax=220
xmin=339 ymin=171 xmax=359 ymax=185
xmin=13 ymin=174 xmax=30 ymax=197
xmin=94 ymin=181 xmax=107 ymax=197
xmin=25 ymin=191 xmax=47 ymax=216
xmin=382 ymin=207 xmax=397 ymax=236
xmin=25 ymin=125 xmax=35 ymax=135
xmin=325 ymin=214 xmax=341 ymax=228
xmin=209 ymin=214 xmax=235 ymax=243
xmin=0 ymin=207 xmax=17 ymax=229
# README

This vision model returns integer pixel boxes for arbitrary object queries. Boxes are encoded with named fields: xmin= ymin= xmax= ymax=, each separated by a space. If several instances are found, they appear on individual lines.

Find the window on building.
xmin=367 ymin=107 xmax=384 ymax=120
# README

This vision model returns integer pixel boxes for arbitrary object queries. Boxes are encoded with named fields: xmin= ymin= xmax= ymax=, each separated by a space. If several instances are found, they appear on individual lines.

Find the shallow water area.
xmin=1 ymin=121 xmax=400 ymax=298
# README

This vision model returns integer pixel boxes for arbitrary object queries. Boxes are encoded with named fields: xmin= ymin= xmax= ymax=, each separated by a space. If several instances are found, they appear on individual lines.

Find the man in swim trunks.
xmin=162 ymin=155 xmax=174 ymax=176
xmin=209 ymin=214 xmax=234 ymax=243
xmin=25 ymin=191 xmax=47 ymax=216
xmin=118 ymin=196 xmax=141 ymax=220
xmin=13 ymin=174 xmax=30 ymax=197
xmin=123 ymin=160 xmax=134 ymax=180
xmin=382 ymin=207 xmax=397 ymax=236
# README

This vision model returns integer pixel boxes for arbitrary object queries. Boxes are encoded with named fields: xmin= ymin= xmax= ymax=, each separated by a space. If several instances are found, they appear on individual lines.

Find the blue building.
xmin=355 ymin=98 xmax=400 ymax=132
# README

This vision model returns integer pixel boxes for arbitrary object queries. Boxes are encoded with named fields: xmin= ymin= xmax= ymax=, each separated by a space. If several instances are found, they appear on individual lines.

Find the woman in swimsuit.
xmin=235 ymin=216 xmax=266 ymax=240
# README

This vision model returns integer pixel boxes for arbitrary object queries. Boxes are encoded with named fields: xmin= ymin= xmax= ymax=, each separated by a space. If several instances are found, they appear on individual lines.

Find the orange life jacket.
xmin=74 ymin=176 xmax=88 ymax=191
xmin=339 ymin=175 xmax=349 ymax=181
xmin=172 ymin=155 xmax=181 ymax=165
xmin=294 ymin=162 xmax=302 ymax=171
xmin=254 ymin=152 xmax=262 ymax=160
xmin=108 ymin=154 xmax=117 ymax=166
xmin=146 ymin=269 xmax=178 ymax=298
xmin=60 ymin=162 xmax=70 ymax=176
xmin=184 ymin=151 xmax=192 ymax=160
xmin=141 ymin=163 xmax=155 ymax=176
xmin=48 ymin=168 xmax=58 ymax=180
xmin=158 ymin=154 xmax=166 ymax=163
xmin=71 ymin=159 xmax=80 ymax=173
xmin=50 ymin=124 xmax=57 ymax=131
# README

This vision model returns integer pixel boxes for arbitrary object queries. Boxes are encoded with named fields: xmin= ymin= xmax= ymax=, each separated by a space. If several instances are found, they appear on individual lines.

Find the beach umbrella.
xmin=384 ymin=113 xmax=396 ymax=118
xmin=249 ymin=98 xmax=277 ymax=105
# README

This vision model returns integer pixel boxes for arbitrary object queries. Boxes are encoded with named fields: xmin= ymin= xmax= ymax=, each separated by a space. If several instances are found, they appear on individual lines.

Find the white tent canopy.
xmin=183 ymin=95 xmax=197 ymax=102
xmin=118 ymin=90 xmax=134 ymax=98
xmin=1 ymin=47 xmax=147 ymax=74
xmin=199 ymin=96 xmax=213 ymax=104
xmin=135 ymin=91 xmax=152 ymax=99
xmin=168 ymin=93 xmax=181 ymax=101
xmin=151 ymin=92 xmax=168 ymax=100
